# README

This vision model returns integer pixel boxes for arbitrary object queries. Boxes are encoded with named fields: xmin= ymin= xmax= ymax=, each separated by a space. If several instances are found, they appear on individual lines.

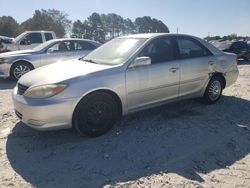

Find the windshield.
xmin=83 ymin=38 xmax=147 ymax=65
xmin=32 ymin=40 xmax=56 ymax=51
xmin=13 ymin=32 xmax=27 ymax=43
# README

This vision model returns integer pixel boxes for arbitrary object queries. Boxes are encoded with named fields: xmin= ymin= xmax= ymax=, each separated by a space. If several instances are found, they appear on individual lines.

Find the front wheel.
xmin=203 ymin=76 xmax=223 ymax=104
xmin=10 ymin=62 xmax=33 ymax=81
xmin=73 ymin=92 xmax=119 ymax=137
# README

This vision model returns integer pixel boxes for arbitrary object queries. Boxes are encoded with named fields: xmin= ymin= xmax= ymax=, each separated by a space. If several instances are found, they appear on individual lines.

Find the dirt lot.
xmin=0 ymin=62 xmax=250 ymax=188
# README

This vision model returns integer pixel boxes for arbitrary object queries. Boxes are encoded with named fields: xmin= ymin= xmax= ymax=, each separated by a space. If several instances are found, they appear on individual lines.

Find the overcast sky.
xmin=0 ymin=0 xmax=249 ymax=37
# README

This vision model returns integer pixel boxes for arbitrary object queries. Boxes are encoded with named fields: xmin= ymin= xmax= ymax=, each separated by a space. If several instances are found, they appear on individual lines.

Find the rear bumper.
xmin=225 ymin=68 xmax=239 ymax=88
xmin=12 ymin=86 xmax=79 ymax=131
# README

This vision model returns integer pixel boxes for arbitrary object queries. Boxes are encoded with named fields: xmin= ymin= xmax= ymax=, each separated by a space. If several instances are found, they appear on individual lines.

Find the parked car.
xmin=0 ymin=38 xmax=101 ymax=80
xmin=13 ymin=33 xmax=239 ymax=137
xmin=0 ymin=31 xmax=56 ymax=53
xmin=214 ymin=41 xmax=250 ymax=60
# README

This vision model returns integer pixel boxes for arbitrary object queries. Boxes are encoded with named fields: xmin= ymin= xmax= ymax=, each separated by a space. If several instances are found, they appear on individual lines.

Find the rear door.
xmin=126 ymin=36 xmax=180 ymax=111
xmin=176 ymin=36 xmax=214 ymax=97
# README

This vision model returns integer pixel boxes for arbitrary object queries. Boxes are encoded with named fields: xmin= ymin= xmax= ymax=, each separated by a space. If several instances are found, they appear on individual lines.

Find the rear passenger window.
xmin=139 ymin=37 xmax=176 ymax=64
xmin=45 ymin=33 xmax=53 ymax=41
xmin=177 ymin=37 xmax=212 ymax=59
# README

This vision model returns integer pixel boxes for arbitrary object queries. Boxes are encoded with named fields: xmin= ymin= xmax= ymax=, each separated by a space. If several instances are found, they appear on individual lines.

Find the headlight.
xmin=0 ymin=58 xmax=9 ymax=64
xmin=24 ymin=84 xmax=68 ymax=98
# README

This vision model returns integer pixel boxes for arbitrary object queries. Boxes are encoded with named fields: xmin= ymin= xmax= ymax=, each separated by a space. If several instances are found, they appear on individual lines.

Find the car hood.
xmin=0 ymin=49 xmax=35 ymax=58
xmin=18 ymin=59 xmax=112 ymax=87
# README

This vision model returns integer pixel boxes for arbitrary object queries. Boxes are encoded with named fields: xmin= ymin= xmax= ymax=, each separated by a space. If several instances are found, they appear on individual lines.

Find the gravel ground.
xmin=0 ymin=62 xmax=250 ymax=188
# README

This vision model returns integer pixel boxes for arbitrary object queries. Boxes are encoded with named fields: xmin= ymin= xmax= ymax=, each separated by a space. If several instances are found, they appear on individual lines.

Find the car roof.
xmin=119 ymin=33 xmax=196 ymax=39
xmin=48 ymin=38 xmax=101 ymax=43
xmin=23 ymin=31 xmax=55 ymax=33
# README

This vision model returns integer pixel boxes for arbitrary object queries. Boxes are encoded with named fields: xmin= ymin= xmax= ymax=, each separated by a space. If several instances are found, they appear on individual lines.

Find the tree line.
xmin=0 ymin=9 xmax=72 ymax=38
xmin=0 ymin=9 xmax=169 ymax=42
xmin=72 ymin=13 xmax=169 ymax=42
xmin=205 ymin=33 xmax=249 ymax=41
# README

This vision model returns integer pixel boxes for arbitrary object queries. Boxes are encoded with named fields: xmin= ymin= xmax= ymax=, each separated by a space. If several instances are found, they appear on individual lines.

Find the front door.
xmin=126 ymin=36 xmax=180 ymax=111
xmin=39 ymin=41 xmax=74 ymax=67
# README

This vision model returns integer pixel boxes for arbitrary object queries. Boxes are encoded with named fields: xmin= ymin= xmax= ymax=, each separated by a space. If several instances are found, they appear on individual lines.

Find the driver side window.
xmin=139 ymin=37 xmax=176 ymax=64
xmin=20 ymin=33 xmax=43 ymax=45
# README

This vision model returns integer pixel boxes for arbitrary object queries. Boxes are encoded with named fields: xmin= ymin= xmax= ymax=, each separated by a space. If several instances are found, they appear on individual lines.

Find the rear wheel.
xmin=203 ymin=76 xmax=223 ymax=104
xmin=10 ymin=62 xmax=33 ymax=81
xmin=73 ymin=92 xmax=119 ymax=137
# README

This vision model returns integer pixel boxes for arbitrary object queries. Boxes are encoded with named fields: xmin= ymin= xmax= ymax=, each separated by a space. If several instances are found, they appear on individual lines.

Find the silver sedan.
xmin=13 ymin=33 xmax=239 ymax=137
xmin=0 ymin=38 xmax=101 ymax=80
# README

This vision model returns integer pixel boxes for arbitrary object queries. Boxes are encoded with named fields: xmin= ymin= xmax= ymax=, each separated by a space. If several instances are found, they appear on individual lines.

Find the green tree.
xmin=101 ymin=13 xmax=124 ymax=39
xmin=72 ymin=13 xmax=170 ymax=42
xmin=204 ymin=36 xmax=221 ymax=41
xmin=72 ymin=20 xmax=85 ymax=38
xmin=21 ymin=9 xmax=71 ymax=37
xmin=43 ymin=9 xmax=72 ymax=34
xmin=152 ymin=18 xmax=169 ymax=33
xmin=135 ymin=16 xmax=169 ymax=33
xmin=87 ymin=13 xmax=105 ymax=42
xmin=72 ymin=20 xmax=93 ymax=39
xmin=0 ymin=16 xmax=19 ymax=37
xmin=123 ymin=18 xmax=136 ymax=35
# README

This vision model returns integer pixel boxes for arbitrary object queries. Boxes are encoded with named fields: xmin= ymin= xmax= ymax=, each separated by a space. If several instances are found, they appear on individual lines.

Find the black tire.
xmin=73 ymin=92 xmax=119 ymax=137
xmin=203 ymin=76 xmax=223 ymax=104
xmin=10 ymin=62 xmax=34 ymax=81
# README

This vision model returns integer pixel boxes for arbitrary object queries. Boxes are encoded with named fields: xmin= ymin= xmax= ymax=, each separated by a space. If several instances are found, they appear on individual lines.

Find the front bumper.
xmin=12 ymin=86 xmax=79 ymax=131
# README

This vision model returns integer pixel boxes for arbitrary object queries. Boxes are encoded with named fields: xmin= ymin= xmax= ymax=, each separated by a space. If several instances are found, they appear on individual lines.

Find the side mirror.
xmin=130 ymin=56 xmax=151 ymax=68
xmin=47 ymin=48 xmax=54 ymax=54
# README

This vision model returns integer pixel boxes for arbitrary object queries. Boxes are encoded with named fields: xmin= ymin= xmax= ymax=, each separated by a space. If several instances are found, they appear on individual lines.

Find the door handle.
xmin=169 ymin=67 xmax=179 ymax=72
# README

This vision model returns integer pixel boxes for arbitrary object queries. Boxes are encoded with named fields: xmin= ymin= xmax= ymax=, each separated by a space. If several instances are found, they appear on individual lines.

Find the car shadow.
xmin=0 ymin=78 xmax=16 ymax=89
xmin=6 ymin=96 xmax=250 ymax=187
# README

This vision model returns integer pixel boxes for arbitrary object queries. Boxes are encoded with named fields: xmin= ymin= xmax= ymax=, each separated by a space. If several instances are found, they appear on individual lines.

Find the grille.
xmin=17 ymin=83 xmax=29 ymax=95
